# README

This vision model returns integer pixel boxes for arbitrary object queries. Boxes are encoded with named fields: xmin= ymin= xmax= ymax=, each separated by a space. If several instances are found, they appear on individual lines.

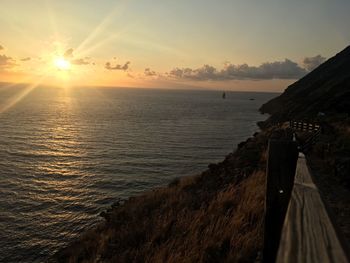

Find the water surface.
xmin=0 ymin=85 xmax=277 ymax=262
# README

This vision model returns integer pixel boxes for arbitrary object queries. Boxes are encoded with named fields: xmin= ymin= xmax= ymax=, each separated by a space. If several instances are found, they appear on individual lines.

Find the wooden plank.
xmin=276 ymin=153 xmax=349 ymax=263
xmin=263 ymin=139 xmax=299 ymax=263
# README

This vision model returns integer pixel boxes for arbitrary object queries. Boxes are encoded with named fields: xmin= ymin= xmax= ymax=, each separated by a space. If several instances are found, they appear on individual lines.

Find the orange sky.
xmin=0 ymin=0 xmax=349 ymax=91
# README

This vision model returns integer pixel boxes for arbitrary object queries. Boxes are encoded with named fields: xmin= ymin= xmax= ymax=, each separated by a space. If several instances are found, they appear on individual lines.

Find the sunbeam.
xmin=74 ymin=1 xmax=129 ymax=57
xmin=119 ymin=35 xmax=187 ymax=58
xmin=76 ymin=28 xmax=129 ymax=58
xmin=0 ymin=76 xmax=46 ymax=114
xmin=45 ymin=0 xmax=60 ymax=41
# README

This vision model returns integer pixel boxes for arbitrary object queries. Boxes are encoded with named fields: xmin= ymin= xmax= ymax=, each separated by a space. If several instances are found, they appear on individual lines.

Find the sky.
xmin=0 ymin=0 xmax=349 ymax=91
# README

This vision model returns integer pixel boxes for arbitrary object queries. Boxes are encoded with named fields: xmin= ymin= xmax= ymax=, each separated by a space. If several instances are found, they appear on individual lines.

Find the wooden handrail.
xmin=263 ymin=124 xmax=348 ymax=262
xmin=276 ymin=153 xmax=349 ymax=263
xmin=263 ymin=139 xmax=299 ymax=263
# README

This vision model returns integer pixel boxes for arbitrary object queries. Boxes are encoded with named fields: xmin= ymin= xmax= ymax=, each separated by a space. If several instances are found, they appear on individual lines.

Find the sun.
xmin=54 ymin=57 xmax=71 ymax=70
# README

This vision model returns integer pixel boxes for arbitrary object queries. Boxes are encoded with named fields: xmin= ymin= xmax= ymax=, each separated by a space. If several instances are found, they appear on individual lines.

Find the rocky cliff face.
xmin=260 ymin=46 xmax=350 ymax=123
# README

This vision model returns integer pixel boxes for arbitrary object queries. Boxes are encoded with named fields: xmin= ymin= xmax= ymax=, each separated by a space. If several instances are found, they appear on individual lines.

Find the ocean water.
xmin=0 ymin=85 xmax=276 ymax=262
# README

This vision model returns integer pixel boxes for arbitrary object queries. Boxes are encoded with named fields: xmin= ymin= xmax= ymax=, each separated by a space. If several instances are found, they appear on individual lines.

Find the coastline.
xmin=52 ymin=117 xmax=350 ymax=263
xmin=52 ymin=43 xmax=350 ymax=261
xmin=53 ymin=124 xmax=275 ymax=262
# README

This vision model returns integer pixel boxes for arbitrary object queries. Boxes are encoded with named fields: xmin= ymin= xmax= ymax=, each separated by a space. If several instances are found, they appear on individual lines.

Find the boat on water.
xmin=222 ymin=92 xmax=226 ymax=99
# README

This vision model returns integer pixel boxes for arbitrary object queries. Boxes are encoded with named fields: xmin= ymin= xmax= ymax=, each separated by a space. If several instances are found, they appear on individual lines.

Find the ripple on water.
xmin=0 ymin=87 xmax=276 ymax=262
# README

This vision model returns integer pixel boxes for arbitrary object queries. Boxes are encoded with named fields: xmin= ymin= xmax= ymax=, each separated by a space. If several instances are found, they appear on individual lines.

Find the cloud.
xmin=166 ymin=59 xmax=308 ymax=81
xmin=20 ymin=57 xmax=31 ymax=62
xmin=0 ymin=45 xmax=3 ymax=50
xmin=144 ymin=68 xmax=157 ymax=76
xmin=62 ymin=48 xmax=91 ymax=65
xmin=63 ymin=48 xmax=74 ymax=59
xmin=72 ymin=58 xmax=90 ymax=65
xmin=0 ymin=54 xmax=16 ymax=69
xmin=222 ymin=59 xmax=307 ymax=80
xmin=171 ymin=64 xmax=218 ymax=80
xmin=303 ymin=55 xmax=326 ymax=71
xmin=105 ymin=61 xmax=130 ymax=71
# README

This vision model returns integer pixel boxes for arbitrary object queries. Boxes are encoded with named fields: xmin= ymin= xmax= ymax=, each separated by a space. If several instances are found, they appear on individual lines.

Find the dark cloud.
xmin=144 ymin=68 xmax=157 ymax=76
xmin=222 ymin=59 xmax=307 ymax=80
xmin=105 ymin=61 xmax=130 ymax=71
xmin=0 ymin=54 xmax=16 ymax=69
xmin=20 ymin=57 xmax=31 ymax=62
xmin=167 ymin=59 xmax=308 ymax=81
xmin=0 ymin=45 xmax=3 ymax=50
xmin=64 ymin=48 xmax=74 ymax=59
xmin=168 ymin=65 xmax=214 ymax=80
xmin=303 ymin=55 xmax=326 ymax=71
xmin=72 ymin=58 xmax=90 ymax=65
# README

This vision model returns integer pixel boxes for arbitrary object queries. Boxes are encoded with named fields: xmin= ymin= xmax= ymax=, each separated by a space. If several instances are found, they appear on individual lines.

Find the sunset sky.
xmin=0 ymin=0 xmax=349 ymax=91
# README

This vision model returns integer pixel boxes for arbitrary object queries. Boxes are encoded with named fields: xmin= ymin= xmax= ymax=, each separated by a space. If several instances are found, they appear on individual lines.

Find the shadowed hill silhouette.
xmin=260 ymin=45 xmax=350 ymax=122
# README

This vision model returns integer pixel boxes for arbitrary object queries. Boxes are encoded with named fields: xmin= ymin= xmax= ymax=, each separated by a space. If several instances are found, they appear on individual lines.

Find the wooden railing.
xmin=263 ymin=139 xmax=298 ymax=263
xmin=262 ymin=127 xmax=349 ymax=263
xmin=289 ymin=120 xmax=320 ymax=133
xmin=289 ymin=120 xmax=321 ymax=152
xmin=276 ymin=153 xmax=349 ymax=263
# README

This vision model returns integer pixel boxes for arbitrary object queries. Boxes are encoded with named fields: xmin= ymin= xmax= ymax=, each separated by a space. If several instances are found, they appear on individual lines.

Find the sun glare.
xmin=54 ymin=57 xmax=71 ymax=70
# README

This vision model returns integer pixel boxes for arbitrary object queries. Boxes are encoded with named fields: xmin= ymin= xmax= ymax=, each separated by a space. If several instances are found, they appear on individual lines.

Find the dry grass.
xmin=54 ymin=131 xmax=272 ymax=263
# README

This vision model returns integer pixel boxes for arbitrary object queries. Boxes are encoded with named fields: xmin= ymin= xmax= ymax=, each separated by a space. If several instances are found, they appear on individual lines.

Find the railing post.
xmin=263 ymin=139 xmax=299 ymax=263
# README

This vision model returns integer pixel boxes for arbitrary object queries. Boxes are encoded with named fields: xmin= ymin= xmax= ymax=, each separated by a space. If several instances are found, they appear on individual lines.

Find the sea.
xmin=0 ymin=84 xmax=277 ymax=262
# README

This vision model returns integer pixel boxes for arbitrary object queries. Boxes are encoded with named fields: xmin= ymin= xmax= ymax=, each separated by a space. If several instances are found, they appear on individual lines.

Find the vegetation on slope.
xmin=54 ymin=129 xmax=275 ymax=263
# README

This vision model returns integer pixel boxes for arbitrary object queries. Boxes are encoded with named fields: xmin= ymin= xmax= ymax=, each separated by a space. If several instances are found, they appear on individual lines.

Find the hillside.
xmin=260 ymin=45 xmax=350 ymax=244
xmin=260 ymin=45 xmax=350 ymax=123
xmin=53 ymin=129 xmax=277 ymax=262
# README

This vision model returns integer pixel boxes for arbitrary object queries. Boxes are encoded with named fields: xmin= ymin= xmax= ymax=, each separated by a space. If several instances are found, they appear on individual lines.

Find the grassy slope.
xmin=54 ymin=129 xmax=274 ymax=263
